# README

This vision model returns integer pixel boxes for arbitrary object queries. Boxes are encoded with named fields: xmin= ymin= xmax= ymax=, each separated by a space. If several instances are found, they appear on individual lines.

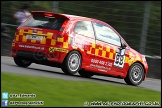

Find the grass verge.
xmin=1 ymin=72 xmax=161 ymax=107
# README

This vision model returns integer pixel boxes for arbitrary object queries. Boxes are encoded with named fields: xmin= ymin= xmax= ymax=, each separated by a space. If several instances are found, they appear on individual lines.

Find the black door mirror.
xmin=121 ymin=39 xmax=126 ymax=49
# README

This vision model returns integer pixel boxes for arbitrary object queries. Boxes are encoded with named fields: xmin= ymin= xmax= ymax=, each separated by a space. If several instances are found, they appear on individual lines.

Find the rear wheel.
xmin=14 ymin=57 xmax=32 ymax=67
xmin=124 ymin=63 xmax=144 ymax=86
xmin=78 ymin=69 xmax=94 ymax=78
xmin=61 ymin=51 xmax=81 ymax=75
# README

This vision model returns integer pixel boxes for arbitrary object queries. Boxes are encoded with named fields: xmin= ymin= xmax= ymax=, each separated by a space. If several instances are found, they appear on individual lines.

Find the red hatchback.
xmin=11 ymin=11 xmax=148 ymax=86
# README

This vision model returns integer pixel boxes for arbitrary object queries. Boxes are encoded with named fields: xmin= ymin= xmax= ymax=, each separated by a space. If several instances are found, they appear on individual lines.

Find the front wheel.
xmin=124 ymin=63 xmax=145 ymax=86
xmin=14 ymin=57 xmax=32 ymax=67
xmin=61 ymin=51 xmax=81 ymax=75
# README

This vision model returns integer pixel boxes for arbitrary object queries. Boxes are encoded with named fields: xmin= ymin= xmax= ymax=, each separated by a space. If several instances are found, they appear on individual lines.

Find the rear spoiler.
xmin=31 ymin=11 xmax=69 ymax=19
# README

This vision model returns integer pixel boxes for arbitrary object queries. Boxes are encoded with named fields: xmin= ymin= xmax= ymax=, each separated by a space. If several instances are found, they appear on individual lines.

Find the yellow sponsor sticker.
xmin=54 ymin=48 xmax=68 ymax=53
xmin=49 ymin=47 xmax=55 ymax=53
xmin=49 ymin=47 xmax=68 ymax=53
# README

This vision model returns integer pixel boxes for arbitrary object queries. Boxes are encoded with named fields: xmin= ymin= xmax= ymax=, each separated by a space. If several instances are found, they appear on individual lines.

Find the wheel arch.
xmin=63 ymin=49 xmax=83 ymax=67
xmin=129 ymin=61 xmax=146 ymax=80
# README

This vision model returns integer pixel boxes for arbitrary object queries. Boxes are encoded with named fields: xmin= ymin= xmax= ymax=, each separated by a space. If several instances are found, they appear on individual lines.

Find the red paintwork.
xmin=11 ymin=11 xmax=148 ymax=80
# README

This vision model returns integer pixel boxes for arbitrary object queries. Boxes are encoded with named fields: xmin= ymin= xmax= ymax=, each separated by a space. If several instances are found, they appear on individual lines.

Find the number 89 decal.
xmin=114 ymin=48 xmax=126 ymax=68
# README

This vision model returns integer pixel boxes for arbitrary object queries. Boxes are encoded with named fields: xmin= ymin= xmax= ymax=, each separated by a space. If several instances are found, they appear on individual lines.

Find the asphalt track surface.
xmin=1 ymin=56 xmax=161 ymax=92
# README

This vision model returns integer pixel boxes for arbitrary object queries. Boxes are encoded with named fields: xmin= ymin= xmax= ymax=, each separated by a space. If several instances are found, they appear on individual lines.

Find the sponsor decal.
xmin=49 ymin=47 xmax=68 ymax=53
xmin=90 ymin=59 xmax=112 ymax=71
xmin=18 ymin=44 xmax=44 ymax=50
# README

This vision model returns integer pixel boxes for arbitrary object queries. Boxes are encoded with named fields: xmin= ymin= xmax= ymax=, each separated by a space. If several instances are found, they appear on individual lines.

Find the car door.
xmin=72 ymin=20 xmax=96 ymax=69
xmin=92 ymin=22 xmax=127 ymax=74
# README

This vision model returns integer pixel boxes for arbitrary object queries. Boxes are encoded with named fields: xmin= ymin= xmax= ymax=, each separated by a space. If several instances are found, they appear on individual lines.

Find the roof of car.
xmin=61 ymin=14 xmax=91 ymax=20
xmin=61 ymin=13 xmax=107 ymax=24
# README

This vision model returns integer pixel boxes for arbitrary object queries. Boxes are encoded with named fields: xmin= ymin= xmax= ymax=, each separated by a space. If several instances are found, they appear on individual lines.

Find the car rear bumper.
xmin=11 ymin=42 xmax=68 ymax=63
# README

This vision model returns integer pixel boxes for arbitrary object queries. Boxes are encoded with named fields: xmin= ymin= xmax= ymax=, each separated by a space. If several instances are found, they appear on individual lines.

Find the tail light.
xmin=59 ymin=20 xmax=69 ymax=32
xmin=56 ymin=20 xmax=69 ymax=38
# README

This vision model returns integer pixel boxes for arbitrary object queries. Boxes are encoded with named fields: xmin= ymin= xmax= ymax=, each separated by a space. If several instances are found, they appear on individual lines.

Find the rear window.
xmin=21 ymin=16 xmax=66 ymax=30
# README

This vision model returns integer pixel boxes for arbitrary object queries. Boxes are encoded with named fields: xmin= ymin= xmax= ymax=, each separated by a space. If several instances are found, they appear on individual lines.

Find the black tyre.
xmin=78 ymin=69 xmax=93 ymax=78
xmin=14 ymin=57 xmax=32 ymax=67
xmin=124 ymin=63 xmax=144 ymax=86
xmin=61 ymin=51 xmax=81 ymax=75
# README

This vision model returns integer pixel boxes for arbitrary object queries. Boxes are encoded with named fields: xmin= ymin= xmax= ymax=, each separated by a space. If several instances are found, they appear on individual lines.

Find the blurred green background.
xmin=1 ymin=2 xmax=161 ymax=107
xmin=1 ymin=1 xmax=161 ymax=56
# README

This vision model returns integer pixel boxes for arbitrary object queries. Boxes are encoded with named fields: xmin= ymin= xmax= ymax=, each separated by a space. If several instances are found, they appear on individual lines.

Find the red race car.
xmin=11 ymin=11 xmax=148 ymax=86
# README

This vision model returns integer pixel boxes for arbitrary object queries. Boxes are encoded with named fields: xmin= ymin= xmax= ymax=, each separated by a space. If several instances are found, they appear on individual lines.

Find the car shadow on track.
xmin=29 ymin=67 xmax=128 ymax=85
xmin=9 ymin=64 xmax=130 ymax=86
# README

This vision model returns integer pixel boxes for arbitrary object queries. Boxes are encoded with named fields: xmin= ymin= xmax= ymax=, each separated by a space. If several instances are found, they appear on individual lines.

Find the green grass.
xmin=1 ymin=72 xmax=161 ymax=107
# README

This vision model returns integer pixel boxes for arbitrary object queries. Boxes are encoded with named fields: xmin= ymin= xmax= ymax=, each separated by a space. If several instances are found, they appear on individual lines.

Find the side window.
xmin=93 ymin=22 xmax=121 ymax=46
xmin=74 ymin=21 xmax=94 ymax=38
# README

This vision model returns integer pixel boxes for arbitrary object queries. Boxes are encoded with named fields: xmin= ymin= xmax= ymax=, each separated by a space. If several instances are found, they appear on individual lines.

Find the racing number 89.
xmin=114 ymin=49 xmax=126 ymax=68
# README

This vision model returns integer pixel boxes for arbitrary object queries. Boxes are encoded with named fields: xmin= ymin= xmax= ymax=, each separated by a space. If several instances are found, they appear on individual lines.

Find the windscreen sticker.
xmin=114 ymin=48 xmax=126 ymax=68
